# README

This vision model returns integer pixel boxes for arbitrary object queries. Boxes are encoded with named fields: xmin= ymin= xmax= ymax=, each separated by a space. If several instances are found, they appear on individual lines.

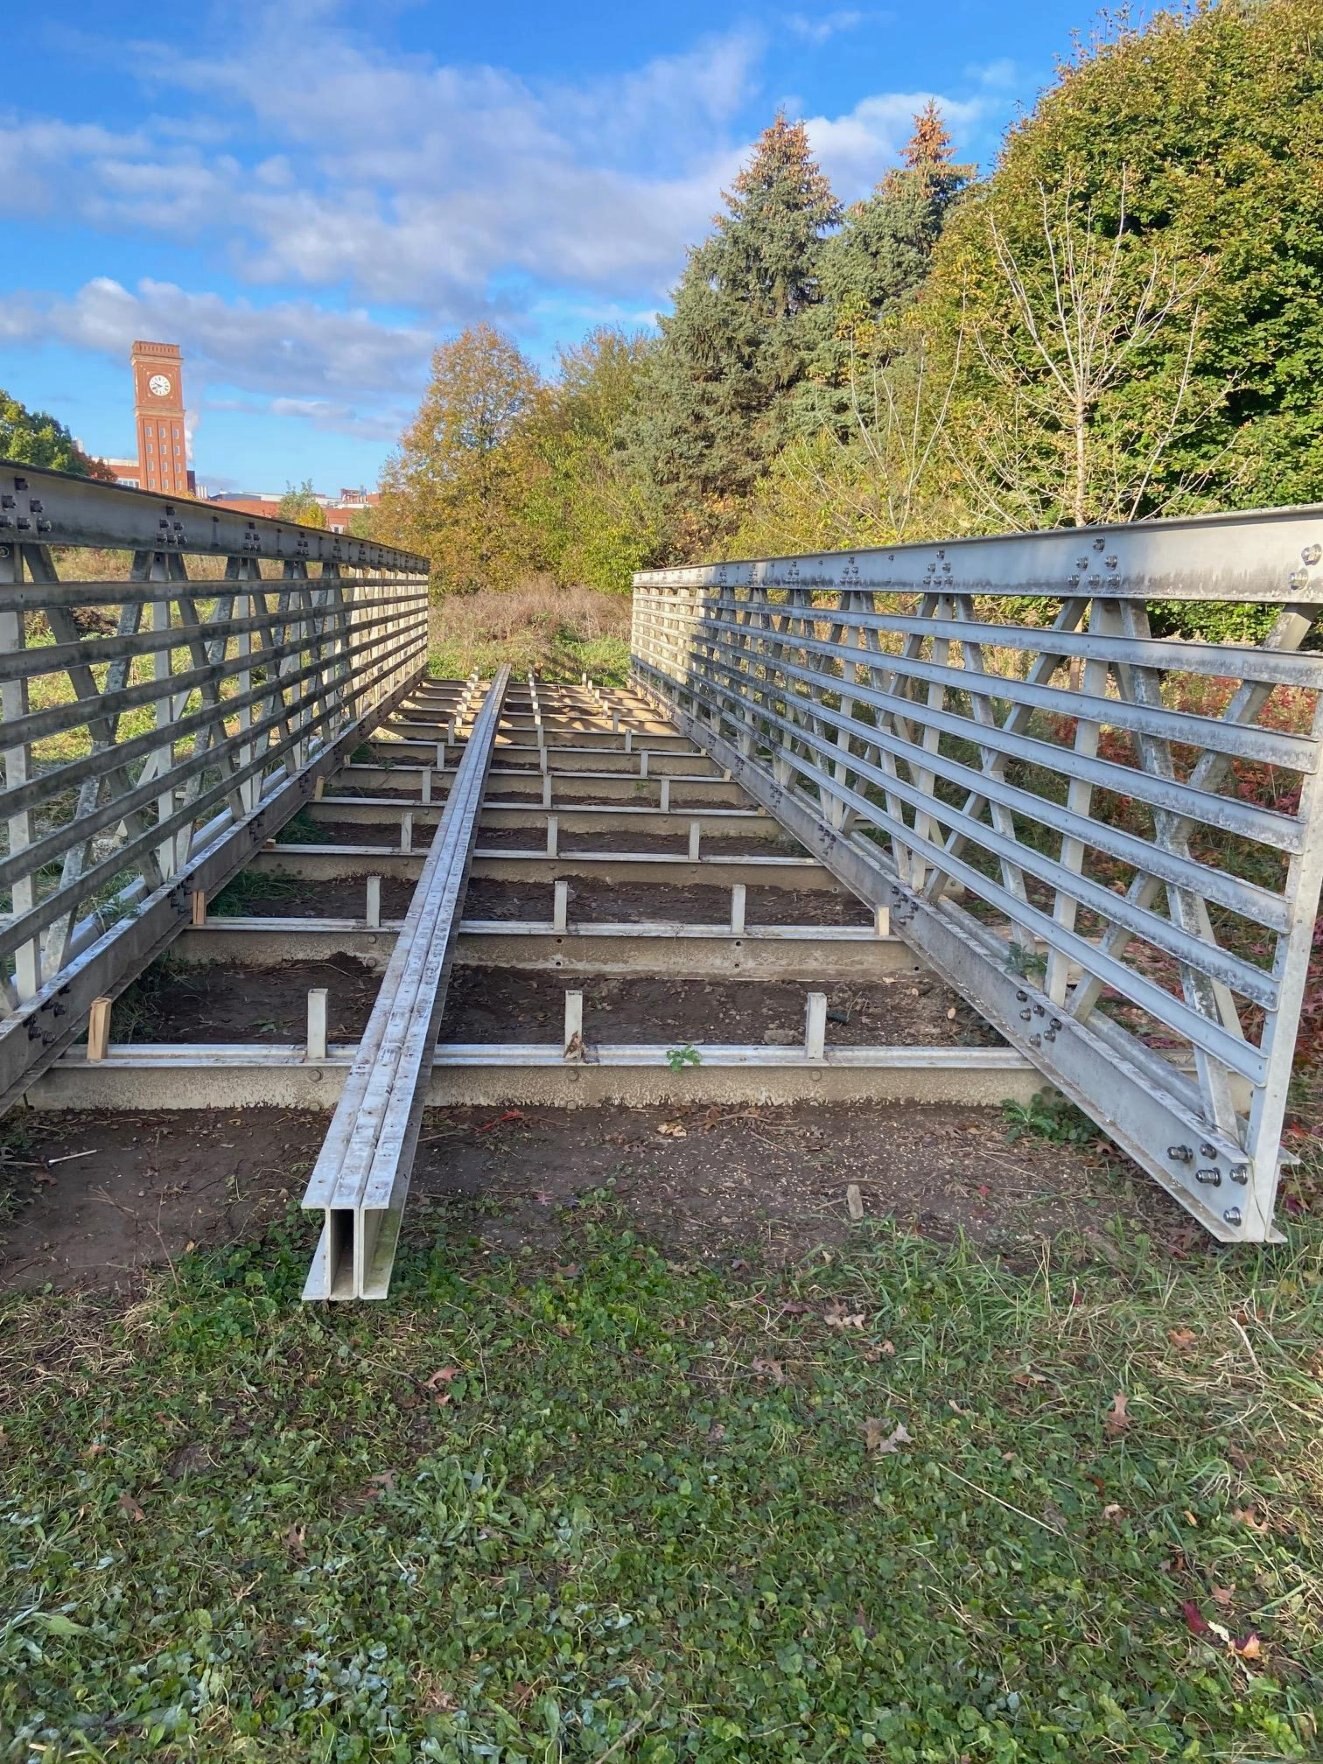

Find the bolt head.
xmin=1223 ymin=1206 xmax=1242 ymax=1228
xmin=1301 ymin=543 xmax=1321 ymax=565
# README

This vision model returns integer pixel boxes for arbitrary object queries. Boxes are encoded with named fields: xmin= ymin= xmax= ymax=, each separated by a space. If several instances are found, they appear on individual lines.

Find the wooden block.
xmin=87 ymin=996 xmax=112 ymax=1062
xmin=190 ymin=889 xmax=207 ymax=927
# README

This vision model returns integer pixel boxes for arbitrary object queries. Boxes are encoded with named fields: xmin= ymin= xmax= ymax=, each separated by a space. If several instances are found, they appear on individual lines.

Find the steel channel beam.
xmin=338 ymin=766 xmax=746 ymax=804
xmin=36 ymin=1041 xmax=1038 ymax=1111
xmin=250 ymin=849 xmax=840 ymax=890
xmin=0 ymin=459 xmax=425 ymax=573
xmin=633 ymin=502 xmax=1323 ymax=600
xmin=301 ymin=667 xmax=511 ymax=1303
xmin=175 ymin=920 xmax=917 ymax=981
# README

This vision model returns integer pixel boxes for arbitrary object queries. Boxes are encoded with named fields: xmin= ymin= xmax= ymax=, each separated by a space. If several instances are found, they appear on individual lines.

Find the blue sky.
xmin=1 ymin=0 xmax=1106 ymax=495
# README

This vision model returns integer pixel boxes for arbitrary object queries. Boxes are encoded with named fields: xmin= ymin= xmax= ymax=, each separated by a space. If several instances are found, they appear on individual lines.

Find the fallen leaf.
xmin=1181 ymin=1600 xmax=1210 ymax=1636
xmin=1210 ymin=1584 xmax=1235 ymax=1608
xmin=1104 ymin=1390 xmax=1131 ymax=1436
xmin=363 ymin=1471 xmax=396 ymax=1501
xmin=284 ymin=1524 xmax=306 ymax=1556
xmin=1167 ymin=1327 xmax=1198 ymax=1350
xmin=707 ymin=1422 xmax=727 ymax=1444
xmin=1208 ymin=1620 xmax=1232 ymax=1645
xmin=1102 ymin=1503 xmax=1123 ymax=1521
xmin=657 ymin=1120 xmax=687 ymax=1138
xmin=751 ymin=1357 xmax=786 ymax=1385
xmin=1232 ymin=1632 xmax=1262 ymax=1660
xmin=862 ymin=1419 xmax=912 ymax=1455
xmin=84 ymin=1442 xmax=107 ymax=1458
xmin=117 ymin=1492 xmax=145 ymax=1523
xmin=1233 ymin=1507 xmax=1270 ymax=1533
xmin=824 ymin=1302 xmax=866 ymax=1329
xmin=532 ymin=1189 xmax=555 ymax=1205
xmin=425 ymin=1367 xmax=459 ymax=1389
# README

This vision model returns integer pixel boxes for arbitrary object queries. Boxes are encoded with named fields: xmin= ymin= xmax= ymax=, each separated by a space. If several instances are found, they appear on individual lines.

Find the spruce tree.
xmin=802 ymin=102 xmax=972 ymax=427
xmin=632 ymin=116 xmax=841 ymax=549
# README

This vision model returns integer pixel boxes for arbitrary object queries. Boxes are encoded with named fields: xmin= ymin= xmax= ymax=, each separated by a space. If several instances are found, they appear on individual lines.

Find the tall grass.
xmin=428 ymin=579 xmax=631 ymax=684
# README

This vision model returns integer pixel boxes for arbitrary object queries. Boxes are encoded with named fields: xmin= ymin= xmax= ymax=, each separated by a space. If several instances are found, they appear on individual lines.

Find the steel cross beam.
xmin=301 ymin=666 xmax=511 ymax=1302
xmin=632 ymin=503 xmax=1323 ymax=1243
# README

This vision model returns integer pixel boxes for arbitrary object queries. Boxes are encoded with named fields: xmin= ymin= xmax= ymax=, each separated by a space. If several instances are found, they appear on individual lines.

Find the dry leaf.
xmin=425 ymin=1367 xmax=459 ymax=1389
xmin=1102 ymin=1503 xmax=1123 ymax=1521
xmin=1210 ymin=1584 xmax=1235 ymax=1608
xmin=363 ymin=1471 xmax=396 ymax=1501
xmin=824 ymin=1302 xmax=866 ymax=1329
xmin=1168 ymin=1327 xmax=1198 ymax=1349
xmin=751 ymin=1357 xmax=786 ymax=1385
xmin=1232 ymin=1632 xmax=1262 ymax=1660
xmin=284 ymin=1524 xmax=306 ymax=1556
xmin=117 ymin=1492 xmax=145 ymax=1523
xmin=1104 ymin=1391 xmax=1131 ymax=1436
xmin=1233 ymin=1507 xmax=1270 ymax=1533
xmin=862 ymin=1419 xmax=912 ymax=1455
xmin=657 ymin=1120 xmax=687 ymax=1138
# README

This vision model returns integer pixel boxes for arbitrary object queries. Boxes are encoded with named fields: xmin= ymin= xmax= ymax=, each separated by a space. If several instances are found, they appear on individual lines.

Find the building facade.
xmin=131 ymin=341 xmax=190 ymax=496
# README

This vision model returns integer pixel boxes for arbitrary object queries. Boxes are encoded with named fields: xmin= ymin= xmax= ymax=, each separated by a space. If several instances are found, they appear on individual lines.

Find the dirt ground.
xmin=106 ymin=960 xmax=993 ymax=1050
xmin=440 ymin=967 xmax=1001 ymax=1048
xmin=0 ymin=1099 xmax=1186 ymax=1296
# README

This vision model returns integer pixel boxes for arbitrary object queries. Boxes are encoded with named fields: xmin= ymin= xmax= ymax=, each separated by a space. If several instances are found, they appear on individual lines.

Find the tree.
xmin=376 ymin=325 xmax=542 ymax=593
xmin=520 ymin=327 xmax=663 ymax=592
xmin=919 ymin=0 xmax=1323 ymax=516
xmin=0 ymin=390 xmax=98 ymax=474
xmin=630 ymin=115 xmax=841 ymax=549
xmin=802 ymin=102 xmax=972 ymax=425
xmin=941 ymin=176 xmax=1219 ymax=531
xmin=277 ymin=479 xmax=327 ymax=527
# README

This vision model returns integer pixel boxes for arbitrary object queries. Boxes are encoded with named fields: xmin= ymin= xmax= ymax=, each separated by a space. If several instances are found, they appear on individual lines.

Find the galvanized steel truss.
xmin=0 ymin=462 xmax=428 ymax=1110
xmin=632 ymin=508 xmax=1323 ymax=1242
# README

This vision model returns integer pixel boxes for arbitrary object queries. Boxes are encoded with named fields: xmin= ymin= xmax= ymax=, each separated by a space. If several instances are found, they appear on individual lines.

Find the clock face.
xmin=148 ymin=373 xmax=172 ymax=397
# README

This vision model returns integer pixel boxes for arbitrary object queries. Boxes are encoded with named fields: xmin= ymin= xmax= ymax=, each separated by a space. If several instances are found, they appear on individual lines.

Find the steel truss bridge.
xmin=3 ymin=461 xmax=1321 ymax=1295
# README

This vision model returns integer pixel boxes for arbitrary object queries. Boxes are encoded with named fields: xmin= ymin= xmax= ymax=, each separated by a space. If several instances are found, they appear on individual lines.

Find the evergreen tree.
xmin=802 ymin=102 xmax=972 ymax=427
xmin=631 ymin=115 xmax=841 ymax=549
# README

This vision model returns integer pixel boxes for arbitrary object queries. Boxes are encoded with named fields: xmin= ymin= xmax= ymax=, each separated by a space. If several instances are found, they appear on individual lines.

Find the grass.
xmin=428 ymin=583 xmax=631 ymax=686
xmin=2 ymin=1201 xmax=1321 ymax=1762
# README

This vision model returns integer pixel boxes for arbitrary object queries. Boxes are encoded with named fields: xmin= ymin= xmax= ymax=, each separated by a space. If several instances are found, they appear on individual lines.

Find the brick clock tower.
xmin=131 ymin=341 xmax=188 ymax=496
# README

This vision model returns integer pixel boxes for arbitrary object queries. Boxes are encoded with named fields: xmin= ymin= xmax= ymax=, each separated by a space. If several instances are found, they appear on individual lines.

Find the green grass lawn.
xmin=3 ymin=1200 xmax=1320 ymax=1762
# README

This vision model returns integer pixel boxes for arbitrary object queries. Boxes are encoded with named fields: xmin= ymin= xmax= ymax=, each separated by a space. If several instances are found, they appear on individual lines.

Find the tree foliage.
xmin=0 ymin=390 xmax=97 ymax=475
xmin=377 ymin=325 xmax=541 ymax=593
xmin=376 ymin=4 xmax=1323 ymax=608
xmin=628 ymin=116 xmax=841 ymax=548
xmin=277 ymin=479 xmax=327 ymax=528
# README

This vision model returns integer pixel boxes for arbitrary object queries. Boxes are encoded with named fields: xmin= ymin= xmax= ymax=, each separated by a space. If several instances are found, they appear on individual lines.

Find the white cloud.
xmin=0 ymin=277 xmax=432 ymax=414
xmin=786 ymin=10 xmax=867 ymax=47
xmin=7 ymin=6 xmax=984 ymax=319
xmin=806 ymin=92 xmax=985 ymax=199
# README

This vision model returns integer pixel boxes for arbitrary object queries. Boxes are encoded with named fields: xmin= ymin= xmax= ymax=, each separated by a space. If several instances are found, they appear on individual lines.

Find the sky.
xmin=0 ymin=0 xmax=1109 ymax=495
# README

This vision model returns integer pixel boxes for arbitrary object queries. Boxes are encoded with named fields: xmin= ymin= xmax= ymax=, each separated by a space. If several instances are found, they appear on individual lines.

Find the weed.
xmin=1004 ymin=1088 xmax=1102 ymax=1148
xmin=1 ymin=1215 xmax=1320 ymax=1758
xmin=664 ymin=1043 xmax=702 ymax=1071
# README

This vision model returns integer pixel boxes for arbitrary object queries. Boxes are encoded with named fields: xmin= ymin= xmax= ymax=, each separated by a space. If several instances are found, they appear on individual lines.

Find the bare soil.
xmin=460 ymin=878 xmax=874 ymax=926
xmin=116 ymin=959 xmax=380 ymax=1043
xmin=439 ymin=968 xmax=1001 ymax=1048
xmin=0 ymin=1100 xmax=1186 ymax=1296
xmin=214 ymin=877 xmax=417 ymax=919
